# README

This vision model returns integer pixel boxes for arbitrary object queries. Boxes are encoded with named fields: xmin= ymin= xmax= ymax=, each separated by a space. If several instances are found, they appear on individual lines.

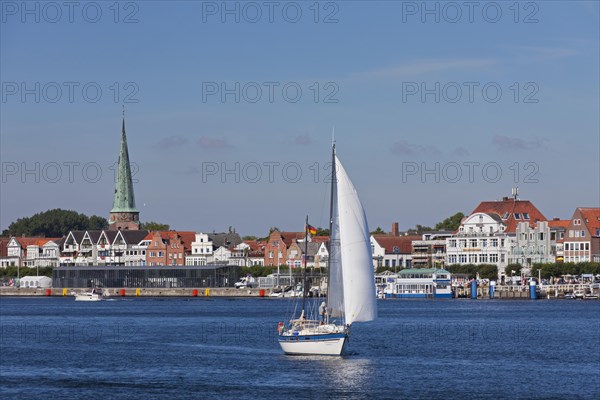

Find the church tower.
xmin=109 ymin=111 xmax=140 ymax=230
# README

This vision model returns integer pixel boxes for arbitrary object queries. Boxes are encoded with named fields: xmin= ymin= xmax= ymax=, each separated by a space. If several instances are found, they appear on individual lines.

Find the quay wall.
xmin=0 ymin=287 xmax=273 ymax=297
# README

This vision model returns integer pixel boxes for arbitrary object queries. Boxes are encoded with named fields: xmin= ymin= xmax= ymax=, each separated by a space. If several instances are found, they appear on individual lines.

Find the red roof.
xmin=579 ymin=208 xmax=600 ymax=236
xmin=373 ymin=235 xmax=420 ymax=254
xmin=144 ymin=231 xmax=195 ymax=251
xmin=471 ymin=199 xmax=547 ymax=233
xmin=548 ymin=219 xmax=570 ymax=229
xmin=311 ymin=236 xmax=329 ymax=243
xmin=14 ymin=237 xmax=60 ymax=248
xmin=274 ymin=231 xmax=305 ymax=247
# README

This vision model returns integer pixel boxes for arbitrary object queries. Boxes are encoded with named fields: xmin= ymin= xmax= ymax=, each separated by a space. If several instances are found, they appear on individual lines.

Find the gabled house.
xmin=264 ymin=230 xmax=304 ymax=267
xmin=563 ymin=208 xmax=600 ymax=263
xmin=186 ymin=233 xmax=214 ymax=266
xmin=6 ymin=237 xmax=61 ymax=268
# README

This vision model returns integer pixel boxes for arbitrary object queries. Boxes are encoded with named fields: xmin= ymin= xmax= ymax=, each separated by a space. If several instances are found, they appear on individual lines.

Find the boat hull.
xmin=278 ymin=333 xmax=347 ymax=356
xmin=75 ymin=294 xmax=102 ymax=301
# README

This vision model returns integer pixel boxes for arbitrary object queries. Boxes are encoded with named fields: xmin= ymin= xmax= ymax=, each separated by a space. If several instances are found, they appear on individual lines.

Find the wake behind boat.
xmin=277 ymin=143 xmax=377 ymax=356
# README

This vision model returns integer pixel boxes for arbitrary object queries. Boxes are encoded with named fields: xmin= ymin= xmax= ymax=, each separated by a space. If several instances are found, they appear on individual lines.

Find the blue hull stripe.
xmin=279 ymin=333 xmax=346 ymax=342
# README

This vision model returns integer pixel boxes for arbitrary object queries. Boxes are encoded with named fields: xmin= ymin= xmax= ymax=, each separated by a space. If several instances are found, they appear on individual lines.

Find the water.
xmin=1 ymin=297 xmax=599 ymax=399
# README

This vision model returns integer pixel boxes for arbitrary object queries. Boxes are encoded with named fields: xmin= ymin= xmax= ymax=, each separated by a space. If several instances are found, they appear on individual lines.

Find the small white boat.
xmin=75 ymin=288 xmax=104 ymax=301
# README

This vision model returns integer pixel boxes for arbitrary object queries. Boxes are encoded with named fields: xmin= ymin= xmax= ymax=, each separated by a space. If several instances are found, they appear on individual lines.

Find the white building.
xmin=445 ymin=212 xmax=513 ymax=278
xmin=186 ymin=233 xmax=214 ymax=266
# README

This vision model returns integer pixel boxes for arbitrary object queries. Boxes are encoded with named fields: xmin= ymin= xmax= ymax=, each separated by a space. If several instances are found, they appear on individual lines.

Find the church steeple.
xmin=109 ymin=109 xmax=139 ymax=230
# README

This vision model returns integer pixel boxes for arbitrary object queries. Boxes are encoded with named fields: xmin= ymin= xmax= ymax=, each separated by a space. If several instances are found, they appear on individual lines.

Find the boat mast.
xmin=326 ymin=139 xmax=336 ymax=323
xmin=302 ymin=215 xmax=309 ymax=314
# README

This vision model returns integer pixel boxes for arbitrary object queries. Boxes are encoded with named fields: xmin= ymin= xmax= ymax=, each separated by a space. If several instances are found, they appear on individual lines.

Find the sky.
xmin=1 ymin=0 xmax=599 ymax=236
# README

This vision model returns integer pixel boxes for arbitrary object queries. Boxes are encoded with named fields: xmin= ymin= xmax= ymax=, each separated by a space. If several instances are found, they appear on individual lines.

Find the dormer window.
xmin=502 ymin=212 xmax=509 ymax=219
xmin=514 ymin=213 xmax=521 ymax=220
xmin=523 ymin=213 xmax=530 ymax=220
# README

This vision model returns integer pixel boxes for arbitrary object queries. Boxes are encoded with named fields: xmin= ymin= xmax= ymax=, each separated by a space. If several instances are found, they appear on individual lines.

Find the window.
xmin=539 ymin=233 xmax=544 ymax=240
xmin=480 ymin=254 xmax=488 ymax=263
xmin=491 ymin=239 xmax=498 ymax=247
xmin=523 ymin=213 xmax=530 ymax=220
xmin=459 ymin=240 xmax=467 ymax=248
xmin=569 ymin=230 xmax=574 ymax=238
xmin=514 ymin=213 xmax=521 ymax=220
xmin=469 ymin=254 xmax=477 ymax=263
xmin=459 ymin=254 xmax=467 ymax=263
xmin=502 ymin=212 xmax=509 ymax=219
xmin=480 ymin=239 xmax=487 ymax=248
xmin=449 ymin=240 xmax=457 ymax=248
xmin=501 ymin=239 xmax=505 ymax=247
xmin=490 ymin=254 xmax=498 ymax=262
xmin=581 ymin=231 xmax=585 ymax=237
xmin=585 ymin=243 xmax=590 ymax=250
xmin=469 ymin=239 xmax=477 ymax=247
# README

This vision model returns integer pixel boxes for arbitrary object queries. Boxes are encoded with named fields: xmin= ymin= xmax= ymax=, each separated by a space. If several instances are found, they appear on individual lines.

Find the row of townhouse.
xmin=0 ymin=228 xmax=258 ymax=268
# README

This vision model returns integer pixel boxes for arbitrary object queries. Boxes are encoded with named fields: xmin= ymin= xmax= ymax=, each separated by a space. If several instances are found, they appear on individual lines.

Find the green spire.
xmin=110 ymin=113 xmax=138 ymax=213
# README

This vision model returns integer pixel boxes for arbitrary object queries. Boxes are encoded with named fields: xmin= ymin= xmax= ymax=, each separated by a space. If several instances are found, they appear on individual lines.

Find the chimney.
xmin=392 ymin=222 xmax=399 ymax=237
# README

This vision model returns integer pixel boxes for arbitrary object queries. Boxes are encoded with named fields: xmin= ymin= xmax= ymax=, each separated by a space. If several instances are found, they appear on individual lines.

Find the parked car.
xmin=234 ymin=276 xmax=257 ymax=288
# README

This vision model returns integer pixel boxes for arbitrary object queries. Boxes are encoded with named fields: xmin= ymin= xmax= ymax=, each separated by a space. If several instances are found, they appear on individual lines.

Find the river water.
xmin=1 ymin=297 xmax=599 ymax=399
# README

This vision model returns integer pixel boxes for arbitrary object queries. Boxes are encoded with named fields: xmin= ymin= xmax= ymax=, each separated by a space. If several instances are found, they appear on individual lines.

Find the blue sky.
xmin=1 ymin=1 xmax=599 ymax=235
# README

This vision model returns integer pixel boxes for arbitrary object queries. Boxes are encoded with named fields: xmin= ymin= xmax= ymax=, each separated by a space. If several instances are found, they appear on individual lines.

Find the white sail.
xmin=335 ymin=155 xmax=377 ymax=325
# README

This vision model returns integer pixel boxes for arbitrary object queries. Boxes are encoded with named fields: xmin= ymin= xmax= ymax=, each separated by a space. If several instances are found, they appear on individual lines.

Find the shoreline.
xmin=1 ymin=287 xmax=598 ymax=300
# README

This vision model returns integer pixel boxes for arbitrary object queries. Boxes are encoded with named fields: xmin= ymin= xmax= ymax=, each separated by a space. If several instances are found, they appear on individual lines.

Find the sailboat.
xmin=277 ymin=144 xmax=377 ymax=356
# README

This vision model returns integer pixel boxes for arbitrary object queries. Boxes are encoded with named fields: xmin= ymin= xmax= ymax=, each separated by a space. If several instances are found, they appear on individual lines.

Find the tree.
xmin=88 ymin=215 xmax=109 ymax=230
xmin=141 ymin=221 xmax=170 ymax=231
xmin=406 ymin=224 xmax=433 ymax=235
xmin=4 ymin=209 xmax=108 ymax=237
xmin=371 ymin=227 xmax=386 ymax=235
xmin=435 ymin=212 xmax=465 ymax=231
xmin=316 ymin=228 xmax=329 ymax=236
xmin=242 ymin=235 xmax=258 ymax=241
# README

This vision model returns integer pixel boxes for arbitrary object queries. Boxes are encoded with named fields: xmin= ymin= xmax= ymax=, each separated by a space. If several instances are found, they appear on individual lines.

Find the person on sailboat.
xmin=319 ymin=301 xmax=327 ymax=323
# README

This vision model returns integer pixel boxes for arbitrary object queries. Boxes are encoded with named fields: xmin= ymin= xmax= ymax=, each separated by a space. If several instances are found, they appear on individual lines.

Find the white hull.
xmin=75 ymin=293 xmax=103 ymax=301
xmin=279 ymin=334 xmax=347 ymax=356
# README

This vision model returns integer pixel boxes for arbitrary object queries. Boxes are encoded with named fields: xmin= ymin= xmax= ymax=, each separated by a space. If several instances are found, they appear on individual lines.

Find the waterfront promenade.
xmin=1 ymin=284 xmax=598 ymax=299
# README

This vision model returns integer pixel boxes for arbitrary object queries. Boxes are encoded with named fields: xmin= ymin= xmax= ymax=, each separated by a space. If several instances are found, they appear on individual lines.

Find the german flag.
xmin=307 ymin=224 xmax=317 ymax=235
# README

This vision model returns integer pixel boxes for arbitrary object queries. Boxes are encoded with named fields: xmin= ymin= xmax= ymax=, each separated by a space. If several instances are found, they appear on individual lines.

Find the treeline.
xmin=531 ymin=262 xmax=600 ymax=279
xmin=2 ymin=209 xmax=108 ymax=237
xmin=1 ymin=267 xmax=53 ymax=280
xmin=445 ymin=264 xmax=499 ymax=280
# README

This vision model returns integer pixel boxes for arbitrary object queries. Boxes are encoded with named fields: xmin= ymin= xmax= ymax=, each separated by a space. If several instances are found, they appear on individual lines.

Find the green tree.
xmin=371 ymin=227 xmax=386 ymax=235
xmin=88 ymin=215 xmax=109 ymax=230
xmin=316 ymin=228 xmax=330 ymax=236
xmin=141 ymin=221 xmax=170 ymax=231
xmin=242 ymin=235 xmax=258 ymax=241
xmin=4 ymin=209 xmax=108 ymax=237
xmin=435 ymin=212 xmax=465 ymax=231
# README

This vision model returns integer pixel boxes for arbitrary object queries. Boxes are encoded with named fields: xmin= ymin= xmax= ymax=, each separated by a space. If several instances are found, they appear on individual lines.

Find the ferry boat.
xmin=380 ymin=268 xmax=453 ymax=299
